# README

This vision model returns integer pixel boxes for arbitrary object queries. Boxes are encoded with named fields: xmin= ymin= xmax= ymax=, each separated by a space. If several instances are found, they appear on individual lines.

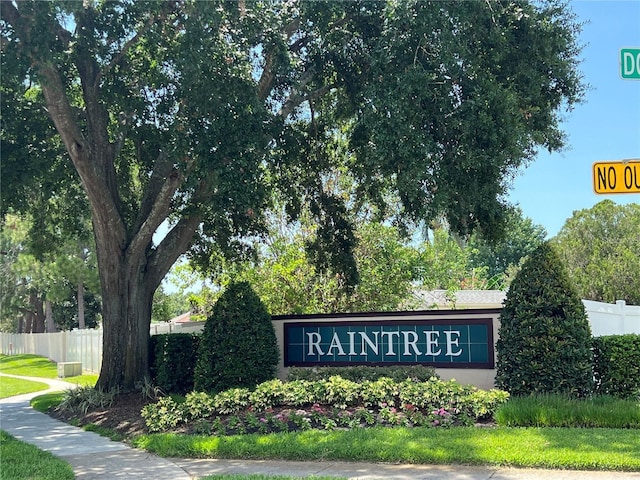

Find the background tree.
xmin=417 ymin=227 xmax=489 ymax=292
xmin=552 ymin=200 xmax=640 ymax=305
xmin=0 ymin=213 xmax=100 ymax=332
xmin=236 ymin=221 xmax=420 ymax=314
xmin=468 ymin=207 xmax=547 ymax=288
xmin=151 ymin=286 xmax=188 ymax=324
xmin=1 ymin=1 xmax=585 ymax=391
xmin=495 ymin=242 xmax=593 ymax=397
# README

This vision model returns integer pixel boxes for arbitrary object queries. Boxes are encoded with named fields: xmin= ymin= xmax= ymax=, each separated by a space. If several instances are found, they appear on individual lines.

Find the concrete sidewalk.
xmin=0 ymin=373 xmax=190 ymax=479
xmin=1 ymin=373 xmax=639 ymax=479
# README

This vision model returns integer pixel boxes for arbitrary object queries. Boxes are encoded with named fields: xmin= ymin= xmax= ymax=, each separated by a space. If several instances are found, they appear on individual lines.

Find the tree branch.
xmin=279 ymin=81 xmax=334 ymax=118
xmin=127 ymin=164 xmax=184 ymax=264
xmin=94 ymin=13 xmax=158 ymax=89
xmin=257 ymin=17 xmax=303 ymax=102
xmin=257 ymin=50 xmax=275 ymax=102
xmin=146 ymin=214 xmax=202 ymax=291
xmin=4 ymin=3 xmax=126 ymax=248
xmin=131 ymin=151 xmax=174 ymax=233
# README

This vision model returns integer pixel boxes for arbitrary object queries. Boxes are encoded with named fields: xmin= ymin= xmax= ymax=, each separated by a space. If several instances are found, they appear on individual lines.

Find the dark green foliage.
xmin=194 ymin=282 xmax=279 ymax=393
xmin=495 ymin=243 xmax=593 ymax=397
xmin=287 ymin=365 xmax=438 ymax=383
xmin=149 ymin=334 xmax=200 ymax=394
xmin=593 ymin=335 xmax=640 ymax=399
xmin=2 ymin=0 xmax=587 ymax=391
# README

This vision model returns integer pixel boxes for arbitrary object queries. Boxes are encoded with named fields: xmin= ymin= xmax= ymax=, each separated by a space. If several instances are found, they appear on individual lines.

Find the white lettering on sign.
xmin=327 ymin=332 xmax=346 ymax=356
xmin=306 ymin=332 xmax=323 ymax=356
xmin=444 ymin=331 xmax=463 ymax=357
xmin=305 ymin=329 xmax=464 ymax=358
xmin=359 ymin=331 xmax=379 ymax=356
xmin=381 ymin=331 xmax=400 ymax=356
xmin=402 ymin=331 xmax=422 ymax=356
xmin=424 ymin=331 xmax=441 ymax=356
xmin=623 ymin=51 xmax=640 ymax=77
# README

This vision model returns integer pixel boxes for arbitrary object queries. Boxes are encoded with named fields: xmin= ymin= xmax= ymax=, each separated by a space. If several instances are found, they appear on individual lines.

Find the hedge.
xmin=149 ymin=333 xmax=200 ymax=394
xmin=592 ymin=334 xmax=640 ymax=399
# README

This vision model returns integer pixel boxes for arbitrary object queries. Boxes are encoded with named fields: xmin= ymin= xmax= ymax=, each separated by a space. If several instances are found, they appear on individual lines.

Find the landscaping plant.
xmin=495 ymin=242 xmax=593 ymax=397
xmin=592 ymin=334 xmax=640 ymax=399
xmin=141 ymin=376 xmax=509 ymax=434
xmin=194 ymin=282 xmax=279 ymax=393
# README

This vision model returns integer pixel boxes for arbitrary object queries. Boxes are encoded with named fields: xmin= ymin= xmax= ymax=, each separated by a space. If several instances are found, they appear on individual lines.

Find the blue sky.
xmin=506 ymin=0 xmax=640 ymax=238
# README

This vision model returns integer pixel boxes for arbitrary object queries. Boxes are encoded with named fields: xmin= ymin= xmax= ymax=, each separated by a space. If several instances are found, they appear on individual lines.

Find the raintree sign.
xmin=593 ymin=160 xmax=640 ymax=194
xmin=283 ymin=317 xmax=495 ymax=369
xmin=620 ymin=48 xmax=640 ymax=79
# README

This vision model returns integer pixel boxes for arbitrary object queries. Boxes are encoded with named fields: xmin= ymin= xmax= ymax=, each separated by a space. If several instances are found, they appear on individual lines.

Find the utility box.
xmin=57 ymin=362 xmax=82 ymax=378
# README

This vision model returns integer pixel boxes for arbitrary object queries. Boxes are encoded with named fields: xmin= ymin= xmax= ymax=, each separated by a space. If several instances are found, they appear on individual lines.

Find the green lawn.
xmin=133 ymin=425 xmax=640 ymax=471
xmin=7 ymin=353 xmax=640 ymax=473
xmin=0 ymin=430 xmax=75 ymax=480
xmin=0 ymin=376 xmax=50 ymax=399
xmin=0 ymin=354 xmax=98 ymax=387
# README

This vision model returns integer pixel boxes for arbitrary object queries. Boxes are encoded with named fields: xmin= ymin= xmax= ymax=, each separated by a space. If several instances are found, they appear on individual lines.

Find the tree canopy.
xmin=468 ymin=206 xmax=547 ymax=285
xmin=552 ymin=200 xmax=640 ymax=305
xmin=1 ymin=0 xmax=585 ymax=391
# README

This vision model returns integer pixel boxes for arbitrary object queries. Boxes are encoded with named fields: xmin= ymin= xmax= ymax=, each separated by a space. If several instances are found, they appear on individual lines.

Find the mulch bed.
xmin=47 ymin=393 xmax=151 ymax=438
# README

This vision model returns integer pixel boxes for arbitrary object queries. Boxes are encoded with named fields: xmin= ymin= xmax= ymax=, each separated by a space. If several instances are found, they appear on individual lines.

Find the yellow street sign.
xmin=593 ymin=160 xmax=640 ymax=194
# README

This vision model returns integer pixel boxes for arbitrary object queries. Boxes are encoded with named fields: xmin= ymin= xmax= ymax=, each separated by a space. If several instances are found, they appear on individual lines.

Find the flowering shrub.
xmin=141 ymin=376 xmax=509 ymax=434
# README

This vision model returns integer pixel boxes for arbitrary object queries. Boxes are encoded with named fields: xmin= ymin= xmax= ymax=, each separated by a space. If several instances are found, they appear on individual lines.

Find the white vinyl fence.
xmin=0 ymin=328 xmax=103 ymax=373
xmin=1 ymin=299 xmax=638 ymax=374
xmin=583 ymin=299 xmax=640 ymax=337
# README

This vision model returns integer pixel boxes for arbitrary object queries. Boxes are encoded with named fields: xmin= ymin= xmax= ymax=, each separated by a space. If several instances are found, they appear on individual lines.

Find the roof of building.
xmin=411 ymin=289 xmax=506 ymax=310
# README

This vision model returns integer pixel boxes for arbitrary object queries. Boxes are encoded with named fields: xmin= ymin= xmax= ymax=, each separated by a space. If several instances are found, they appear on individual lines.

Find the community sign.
xmin=276 ymin=309 xmax=497 ymax=369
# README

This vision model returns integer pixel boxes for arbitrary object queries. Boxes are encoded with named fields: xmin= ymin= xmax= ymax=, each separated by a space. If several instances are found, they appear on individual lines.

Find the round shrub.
xmin=194 ymin=281 xmax=279 ymax=393
xmin=495 ymin=242 xmax=593 ymax=397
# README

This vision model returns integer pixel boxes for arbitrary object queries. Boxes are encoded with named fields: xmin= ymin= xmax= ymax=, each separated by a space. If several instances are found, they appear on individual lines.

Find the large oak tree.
xmin=1 ymin=0 xmax=584 ymax=391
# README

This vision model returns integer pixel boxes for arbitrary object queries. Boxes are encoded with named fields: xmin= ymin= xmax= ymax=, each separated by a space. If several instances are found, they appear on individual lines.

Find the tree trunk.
xmin=96 ymin=252 xmax=155 ymax=392
xmin=31 ymin=294 xmax=45 ymax=333
xmin=45 ymin=300 xmax=56 ymax=332
xmin=77 ymin=281 xmax=85 ymax=329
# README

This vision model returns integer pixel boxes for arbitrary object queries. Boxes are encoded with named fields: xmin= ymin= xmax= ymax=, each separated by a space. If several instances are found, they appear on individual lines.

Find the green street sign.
xmin=621 ymin=48 xmax=640 ymax=79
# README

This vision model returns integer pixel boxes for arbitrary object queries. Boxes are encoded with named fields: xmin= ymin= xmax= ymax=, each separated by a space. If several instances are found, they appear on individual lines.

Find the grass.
xmin=133 ymin=425 xmax=640 ymax=471
xmin=83 ymin=423 xmax=126 ymax=442
xmin=7 ymin=353 xmax=640 ymax=473
xmin=0 ymin=375 xmax=50 ymax=399
xmin=495 ymin=394 xmax=640 ymax=428
xmin=31 ymin=392 xmax=65 ymax=412
xmin=0 ymin=353 xmax=98 ymax=387
xmin=0 ymin=430 xmax=75 ymax=480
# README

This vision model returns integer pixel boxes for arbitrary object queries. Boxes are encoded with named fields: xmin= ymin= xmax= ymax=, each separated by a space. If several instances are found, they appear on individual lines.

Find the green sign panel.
xmin=621 ymin=48 xmax=640 ymax=79
xmin=284 ymin=319 xmax=494 ymax=369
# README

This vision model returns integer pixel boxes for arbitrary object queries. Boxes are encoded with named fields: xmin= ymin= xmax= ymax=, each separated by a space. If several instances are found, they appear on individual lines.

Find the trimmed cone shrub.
xmin=495 ymin=242 xmax=593 ymax=397
xmin=194 ymin=281 xmax=279 ymax=393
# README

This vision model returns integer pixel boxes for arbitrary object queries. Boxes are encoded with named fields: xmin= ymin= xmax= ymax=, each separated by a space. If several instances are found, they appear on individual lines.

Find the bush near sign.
xmin=592 ymin=160 xmax=640 ymax=194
